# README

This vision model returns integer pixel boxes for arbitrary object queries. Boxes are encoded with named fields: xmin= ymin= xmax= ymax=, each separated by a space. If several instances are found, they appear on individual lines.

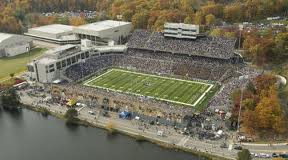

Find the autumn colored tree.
xmin=243 ymin=33 xmax=275 ymax=66
xmin=210 ymin=28 xmax=222 ymax=37
xmin=223 ymin=3 xmax=242 ymax=22
xmin=194 ymin=11 xmax=203 ymax=25
xmin=132 ymin=11 xmax=149 ymax=29
xmin=254 ymin=74 xmax=277 ymax=95
xmin=255 ymin=85 xmax=286 ymax=134
xmin=205 ymin=14 xmax=215 ymax=26
xmin=233 ymin=74 xmax=287 ymax=136
xmin=69 ymin=17 xmax=86 ymax=26
xmin=184 ymin=16 xmax=193 ymax=24
xmin=200 ymin=1 xmax=223 ymax=18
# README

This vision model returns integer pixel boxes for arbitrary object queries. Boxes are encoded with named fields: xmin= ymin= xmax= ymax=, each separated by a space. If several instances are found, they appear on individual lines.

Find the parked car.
xmin=234 ymin=145 xmax=242 ymax=150
xmin=272 ymin=153 xmax=279 ymax=157
xmin=102 ymin=111 xmax=110 ymax=117
xmin=279 ymin=153 xmax=288 ymax=158
xmin=220 ymin=143 xmax=228 ymax=148
xmin=258 ymin=153 xmax=271 ymax=158
xmin=88 ymin=111 xmax=95 ymax=115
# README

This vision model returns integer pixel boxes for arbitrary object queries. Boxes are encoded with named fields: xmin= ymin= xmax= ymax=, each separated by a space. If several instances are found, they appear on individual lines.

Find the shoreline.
xmin=21 ymin=104 xmax=233 ymax=160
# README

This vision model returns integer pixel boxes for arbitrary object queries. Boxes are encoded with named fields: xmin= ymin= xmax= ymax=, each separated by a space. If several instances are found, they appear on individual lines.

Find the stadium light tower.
xmin=238 ymin=24 xmax=244 ymax=49
xmin=27 ymin=47 xmax=32 ymax=81
xmin=237 ymin=87 xmax=244 ymax=133
xmin=117 ymin=15 xmax=123 ymax=44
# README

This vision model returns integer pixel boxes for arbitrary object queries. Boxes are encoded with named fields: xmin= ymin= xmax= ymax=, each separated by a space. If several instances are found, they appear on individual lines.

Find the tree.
xmin=237 ymin=149 xmax=252 ymax=160
xmin=224 ymin=32 xmax=236 ymax=38
xmin=69 ymin=17 xmax=86 ymax=26
xmin=184 ymin=16 xmax=192 ymax=24
xmin=210 ymin=28 xmax=222 ymax=37
xmin=242 ymin=110 xmax=257 ymax=135
xmin=9 ymin=73 xmax=15 ymax=78
xmin=254 ymin=74 xmax=276 ymax=94
xmin=64 ymin=108 xmax=79 ymax=125
xmin=180 ymin=0 xmax=193 ymax=13
xmin=194 ymin=11 xmax=203 ymax=25
xmin=200 ymin=1 xmax=223 ymax=17
xmin=223 ymin=4 xmax=242 ymax=22
xmin=132 ymin=11 xmax=149 ymax=29
xmin=243 ymin=34 xmax=275 ymax=66
xmin=255 ymin=85 xmax=286 ymax=134
xmin=1 ymin=88 xmax=20 ymax=111
xmin=273 ymin=32 xmax=288 ymax=58
xmin=64 ymin=108 xmax=78 ymax=119
xmin=205 ymin=14 xmax=215 ymax=26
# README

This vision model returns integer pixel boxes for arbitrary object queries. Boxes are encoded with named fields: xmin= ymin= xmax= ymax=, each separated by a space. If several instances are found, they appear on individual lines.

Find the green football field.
xmin=84 ymin=69 xmax=216 ymax=108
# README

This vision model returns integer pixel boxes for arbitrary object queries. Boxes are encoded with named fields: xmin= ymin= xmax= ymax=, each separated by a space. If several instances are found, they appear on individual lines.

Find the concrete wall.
xmin=5 ymin=43 xmax=31 ymax=57
xmin=27 ymin=29 xmax=74 ymax=40
xmin=74 ymin=23 xmax=132 ymax=45
xmin=0 ymin=35 xmax=32 ymax=57
xmin=36 ymin=63 xmax=56 ymax=83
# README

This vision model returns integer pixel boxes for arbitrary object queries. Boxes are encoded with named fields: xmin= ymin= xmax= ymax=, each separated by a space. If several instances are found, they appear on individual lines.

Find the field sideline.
xmin=84 ymin=69 xmax=217 ymax=108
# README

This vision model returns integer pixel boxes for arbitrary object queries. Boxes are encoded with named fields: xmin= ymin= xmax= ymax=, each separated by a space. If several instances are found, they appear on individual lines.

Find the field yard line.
xmin=84 ymin=69 xmax=215 ymax=107
xmin=84 ymin=82 xmax=196 ymax=107
xmin=112 ymin=69 xmax=212 ymax=86
xmin=192 ymin=84 xmax=214 ymax=107
xmin=84 ymin=69 xmax=114 ymax=85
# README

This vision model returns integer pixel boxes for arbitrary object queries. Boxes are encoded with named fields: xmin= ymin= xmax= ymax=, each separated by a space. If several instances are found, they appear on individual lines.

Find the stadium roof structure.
xmin=28 ymin=24 xmax=74 ymax=34
xmin=37 ymin=57 xmax=57 ymax=65
xmin=76 ymin=20 xmax=130 ymax=32
xmin=73 ymin=20 xmax=132 ymax=38
xmin=0 ymin=33 xmax=13 ymax=43
xmin=44 ymin=44 xmax=81 ymax=59
xmin=127 ymin=30 xmax=237 ymax=60
xmin=0 ymin=33 xmax=32 ymax=49
xmin=25 ymin=24 xmax=79 ymax=43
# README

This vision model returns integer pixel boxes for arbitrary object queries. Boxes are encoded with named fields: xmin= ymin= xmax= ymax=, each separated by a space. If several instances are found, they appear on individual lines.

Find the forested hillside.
xmin=0 ymin=0 xmax=287 ymax=33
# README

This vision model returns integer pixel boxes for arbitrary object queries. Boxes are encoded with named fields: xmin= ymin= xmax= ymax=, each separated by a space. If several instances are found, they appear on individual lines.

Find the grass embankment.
xmin=0 ymin=48 xmax=46 ymax=81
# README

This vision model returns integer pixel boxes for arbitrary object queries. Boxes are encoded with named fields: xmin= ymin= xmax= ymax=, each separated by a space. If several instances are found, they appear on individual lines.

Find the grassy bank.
xmin=0 ymin=48 xmax=46 ymax=80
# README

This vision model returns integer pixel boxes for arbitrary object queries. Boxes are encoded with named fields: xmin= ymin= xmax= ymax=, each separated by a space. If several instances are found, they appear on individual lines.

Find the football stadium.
xmin=42 ymin=23 xmax=259 ymax=122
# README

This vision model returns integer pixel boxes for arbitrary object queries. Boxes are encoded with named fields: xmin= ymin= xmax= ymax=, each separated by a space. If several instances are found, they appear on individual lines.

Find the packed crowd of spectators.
xmin=127 ymin=30 xmax=237 ymax=60
xmin=208 ymin=67 xmax=262 ymax=111
xmin=64 ymin=49 xmax=237 ymax=82
xmin=65 ymin=53 xmax=122 ymax=81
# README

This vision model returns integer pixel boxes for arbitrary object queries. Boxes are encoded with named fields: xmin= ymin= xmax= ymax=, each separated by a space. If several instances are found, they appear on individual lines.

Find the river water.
xmin=0 ymin=109 xmax=201 ymax=160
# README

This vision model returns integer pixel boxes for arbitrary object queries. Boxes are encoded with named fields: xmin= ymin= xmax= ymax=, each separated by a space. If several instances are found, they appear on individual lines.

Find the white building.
xmin=164 ymin=23 xmax=200 ymax=39
xmin=27 ymin=44 xmax=93 ymax=83
xmin=25 ymin=24 xmax=80 ymax=44
xmin=73 ymin=20 xmax=132 ymax=45
xmin=0 ymin=33 xmax=33 ymax=57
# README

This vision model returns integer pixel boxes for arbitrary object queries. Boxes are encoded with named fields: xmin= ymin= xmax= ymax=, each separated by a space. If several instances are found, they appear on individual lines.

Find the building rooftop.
xmin=76 ymin=20 xmax=131 ymax=32
xmin=0 ymin=33 xmax=13 ymax=43
xmin=46 ymin=44 xmax=76 ymax=54
xmin=28 ymin=24 xmax=74 ymax=34
xmin=37 ymin=57 xmax=57 ymax=65
xmin=164 ymin=23 xmax=199 ymax=29
xmin=44 ymin=44 xmax=82 ymax=59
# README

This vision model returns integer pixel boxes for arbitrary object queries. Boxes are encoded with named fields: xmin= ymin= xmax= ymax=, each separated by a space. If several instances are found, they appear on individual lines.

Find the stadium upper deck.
xmin=127 ymin=30 xmax=237 ymax=60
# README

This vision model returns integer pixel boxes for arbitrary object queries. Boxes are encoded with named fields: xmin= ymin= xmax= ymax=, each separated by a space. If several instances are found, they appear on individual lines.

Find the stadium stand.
xmin=127 ymin=30 xmax=237 ymax=60
xmin=63 ymin=29 xmax=260 ymax=112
